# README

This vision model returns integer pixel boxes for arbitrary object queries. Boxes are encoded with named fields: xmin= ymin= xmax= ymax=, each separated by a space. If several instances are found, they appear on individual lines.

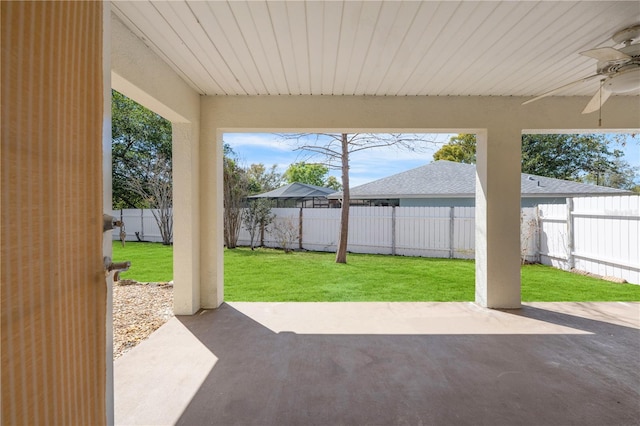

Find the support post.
xmin=475 ymin=128 xmax=522 ymax=309
xmin=172 ymin=122 xmax=201 ymax=314
xmin=199 ymin=127 xmax=224 ymax=309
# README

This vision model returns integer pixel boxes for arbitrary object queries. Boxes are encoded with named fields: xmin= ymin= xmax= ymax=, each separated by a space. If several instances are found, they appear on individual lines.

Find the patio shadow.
xmin=165 ymin=302 xmax=640 ymax=426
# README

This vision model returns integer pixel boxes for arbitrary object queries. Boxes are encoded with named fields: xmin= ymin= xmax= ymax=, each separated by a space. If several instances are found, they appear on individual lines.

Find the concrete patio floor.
xmin=115 ymin=302 xmax=640 ymax=426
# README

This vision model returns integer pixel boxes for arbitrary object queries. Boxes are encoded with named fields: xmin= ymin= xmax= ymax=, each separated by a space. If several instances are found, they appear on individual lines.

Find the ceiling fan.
xmin=523 ymin=24 xmax=640 ymax=114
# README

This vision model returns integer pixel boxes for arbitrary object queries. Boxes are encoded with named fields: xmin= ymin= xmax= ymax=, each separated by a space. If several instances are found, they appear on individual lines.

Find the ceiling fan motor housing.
xmin=604 ymin=66 xmax=640 ymax=93
xmin=597 ymin=43 xmax=640 ymax=93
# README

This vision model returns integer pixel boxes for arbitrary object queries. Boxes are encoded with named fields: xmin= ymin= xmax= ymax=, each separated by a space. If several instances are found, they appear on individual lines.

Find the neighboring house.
xmin=329 ymin=160 xmax=632 ymax=208
xmin=248 ymin=182 xmax=340 ymax=208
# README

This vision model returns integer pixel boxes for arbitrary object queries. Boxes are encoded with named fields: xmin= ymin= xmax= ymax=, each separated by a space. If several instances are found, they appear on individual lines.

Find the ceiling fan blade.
xmin=522 ymin=74 xmax=602 ymax=105
xmin=582 ymin=87 xmax=612 ymax=114
xmin=580 ymin=47 xmax=631 ymax=62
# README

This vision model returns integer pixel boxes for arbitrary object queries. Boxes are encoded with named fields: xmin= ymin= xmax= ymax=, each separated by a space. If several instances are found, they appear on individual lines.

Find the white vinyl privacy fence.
xmin=537 ymin=196 xmax=639 ymax=284
xmin=237 ymin=207 xmax=479 ymax=259
xmin=110 ymin=209 xmax=169 ymax=243
xmin=113 ymin=195 xmax=639 ymax=284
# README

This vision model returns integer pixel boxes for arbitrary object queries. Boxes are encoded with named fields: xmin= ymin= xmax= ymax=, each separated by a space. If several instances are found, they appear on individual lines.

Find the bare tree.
xmin=279 ymin=133 xmax=440 ymax=263
xmin=127 ymin=154 xmax=173 ymax=245
xmin=273 ymin=216 xmax=299 ymax=253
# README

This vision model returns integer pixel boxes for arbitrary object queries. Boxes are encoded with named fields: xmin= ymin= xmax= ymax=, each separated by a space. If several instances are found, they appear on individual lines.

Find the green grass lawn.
xmin=113 ymin=241 xmax=174 ymax=282
xmin=112 ymin=242 xmax=640 ymax=302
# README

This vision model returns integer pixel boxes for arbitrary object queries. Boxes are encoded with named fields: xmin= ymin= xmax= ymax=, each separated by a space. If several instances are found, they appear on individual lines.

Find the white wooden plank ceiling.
xmin=112 ymin=1 xmax=640 ymax=98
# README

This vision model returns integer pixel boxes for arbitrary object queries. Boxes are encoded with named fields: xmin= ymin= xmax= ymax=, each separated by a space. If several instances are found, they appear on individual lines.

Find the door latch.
xmin=104 ymin=256 xmax=131 ymax=282
xmin=103 ymin=214 xmax=123 ymax=232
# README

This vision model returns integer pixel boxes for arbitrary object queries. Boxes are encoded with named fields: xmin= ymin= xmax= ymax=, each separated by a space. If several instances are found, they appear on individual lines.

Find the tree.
xmin=433 ymin=133 xmax=476 ymax=163
xmin=242 ymin=199 xmax=274 ymax=250
xmin=272 ymin=216 xmax=299 ymax=253
xmin=325 ymin=176 xmax=342 ymax=191
xmin=281 ymin=133 xmax=438 ymax=263
xmin=283 ymin=161 xmax=342 ymax=190
xmin=127 ymin=154 xmax=173 ymax=245
xmin=246 ymin=163 xmax=282 ymax=195
xmin=283 ymin=162 xmax=329 ymax=187
xmin=112 ymin=90 xmax=172 ymax=208
xmin=583 ymin=158 xmax=639 ymax=190
xmin=223 ymin=144 xmax=283 ymax=248
xmin=434 ymin=133 xmax=638 ymax=189
xmin=223 ymin=145 xmax=249 ymax=249
xmin=520 ymin=134 xmax=628 ymax=182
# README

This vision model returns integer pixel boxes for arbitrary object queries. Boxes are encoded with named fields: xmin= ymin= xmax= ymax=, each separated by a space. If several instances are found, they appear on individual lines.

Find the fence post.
xmin=298 ymin=207 xmax=303 ymax=250
xmin=566 ymin=198 xmax=575 ymax=270
xmin=140 ymin=208 xmax=144 ymax=240
xmin=391 ymin=206 xmax=396 ymax=255
xmin=449 ymin=206 xmax=455 ymax=259
xmin=535 ymin=205 xmax=541 ymax=263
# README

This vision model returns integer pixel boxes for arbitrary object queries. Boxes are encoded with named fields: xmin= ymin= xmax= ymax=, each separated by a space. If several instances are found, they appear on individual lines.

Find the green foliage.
xmin=283 ymin=162 xmax=329 ymax=187
xmin=325 ymin=176 xmax=343 ymax=191
xmin=112 ymin=90 xmax=172 ymax=208
xmin=223 ymin=146 xmax=248 ymax=248
xmin=113 ymin=243 xmax=640 ymax=302
xmin=246 ymin=163 xmax=282 ymax=195
xmin=242 ymin=199 xmax=274 ymax=250
xmin=433 ymin=132 xmax=637 ymax=189
xmin=521 ymin=134 xmax=627 ymax=182
xmin=223 ymin=143 xmax=283 ymax=247
xmin=433 ymin=133 xmax=476 ymax=163
xmin=581 ymin=158 xmax=638 ymax=190
xmin=283 ymin=161 xmax=342 ymax=189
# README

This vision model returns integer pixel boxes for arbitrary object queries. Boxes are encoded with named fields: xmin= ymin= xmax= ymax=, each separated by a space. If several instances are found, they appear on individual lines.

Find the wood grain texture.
xmin=1 ymin=1 xmax=105 ymax=424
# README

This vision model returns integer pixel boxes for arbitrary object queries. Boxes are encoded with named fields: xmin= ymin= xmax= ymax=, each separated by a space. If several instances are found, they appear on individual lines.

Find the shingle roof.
xmin=249 ymin=182 xmax=336 ymax=199
xmin=328 ymin=160 xmax=631 ymax=199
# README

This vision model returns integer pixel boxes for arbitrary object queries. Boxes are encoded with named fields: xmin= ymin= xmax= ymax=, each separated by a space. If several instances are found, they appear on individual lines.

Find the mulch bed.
xmin=113 ymin=280 xmax=174 ymax=358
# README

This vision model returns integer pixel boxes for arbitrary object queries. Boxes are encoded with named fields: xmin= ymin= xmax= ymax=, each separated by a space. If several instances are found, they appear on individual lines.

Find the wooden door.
xmin=1 ymin=2 xmax=107 ymax=424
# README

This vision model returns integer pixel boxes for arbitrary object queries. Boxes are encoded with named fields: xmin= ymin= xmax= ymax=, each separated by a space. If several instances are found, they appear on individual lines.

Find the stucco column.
xmin=173 ymin=122 xmax=201 ymax=315
xmin=199 ymin=119 xmax=224 ymax=309
xmin=475 ymin=128 xmax=522 ymax=308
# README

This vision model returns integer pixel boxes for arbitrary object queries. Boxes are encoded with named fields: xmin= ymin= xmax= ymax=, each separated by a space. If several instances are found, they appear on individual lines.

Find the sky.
xmin=223 ymin=132 xmax=640 ymax=188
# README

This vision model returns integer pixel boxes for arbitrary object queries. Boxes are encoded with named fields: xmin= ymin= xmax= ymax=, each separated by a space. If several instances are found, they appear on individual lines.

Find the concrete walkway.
xmin=115 ymin=302 xmax=640 ymax=426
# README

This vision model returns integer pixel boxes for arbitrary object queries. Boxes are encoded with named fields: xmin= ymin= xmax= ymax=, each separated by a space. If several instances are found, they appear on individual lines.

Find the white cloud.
xmin=223 ymin=133 xmax=291 ymax=151
xmin=224 ymin=132 xmax=453 ymax=187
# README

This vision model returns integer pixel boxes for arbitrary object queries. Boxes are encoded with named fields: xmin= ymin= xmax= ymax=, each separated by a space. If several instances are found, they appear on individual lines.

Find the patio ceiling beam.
xmin=203 ymin=95 xmax=639 ymax=133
